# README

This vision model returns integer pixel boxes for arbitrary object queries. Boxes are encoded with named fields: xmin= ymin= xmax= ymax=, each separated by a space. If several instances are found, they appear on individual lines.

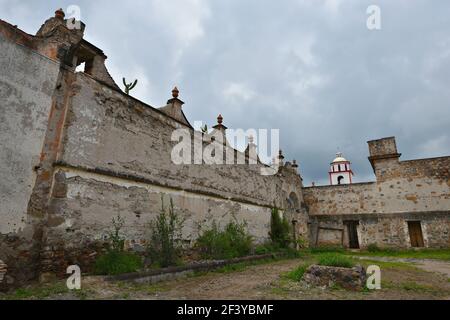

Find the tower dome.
xmin=329 ymin=152 xmax=353 ymax=185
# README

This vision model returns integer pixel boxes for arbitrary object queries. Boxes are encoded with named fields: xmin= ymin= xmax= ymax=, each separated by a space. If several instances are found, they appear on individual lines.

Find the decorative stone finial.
xmin=55 ymin=8 xmax=65 ymax=20
xmin=172 ymin=86 xmax=179 ymax=98
xmin=336 ymin=152 xmax=343 ymax=158
xmin=248 ymin=135 xmax=254 ymax=144
xmin=278 ymin=150 xmax=285 ymax=160
xmin=212 ymin=114 xmax=227 ymax=131
xmin=292 ymin=159 xmax=299 ymax=168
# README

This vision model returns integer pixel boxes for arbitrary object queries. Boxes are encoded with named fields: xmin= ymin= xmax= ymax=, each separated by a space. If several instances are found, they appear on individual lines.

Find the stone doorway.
xmin=408 ymin=221 xmax=425 ymax=248
xmin=344 ymin=221 xmax=360 ymax=249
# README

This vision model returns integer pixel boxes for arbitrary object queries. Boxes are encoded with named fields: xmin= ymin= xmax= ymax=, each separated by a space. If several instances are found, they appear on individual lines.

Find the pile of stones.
xmin=303 ymin=264 xmax=367 ymax=291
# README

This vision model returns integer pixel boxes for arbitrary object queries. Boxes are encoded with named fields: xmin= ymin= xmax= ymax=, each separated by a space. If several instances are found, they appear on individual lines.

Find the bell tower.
xmin=329 ymin=152 xmax=353 ymax=185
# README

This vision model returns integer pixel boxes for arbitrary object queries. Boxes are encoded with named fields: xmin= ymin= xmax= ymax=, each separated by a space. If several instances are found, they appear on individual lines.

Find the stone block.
xmin=303 ymin=264 xmax=366 ymax=291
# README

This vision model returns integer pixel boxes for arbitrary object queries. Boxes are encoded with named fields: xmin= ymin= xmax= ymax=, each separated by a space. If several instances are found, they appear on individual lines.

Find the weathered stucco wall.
xmin=0 ymin=35 xmax=60 ymax=234
xmin=39 ymin=73 xmax=304 ymax=274
xmin=41 ymin=166 xmax=275 ymax=274
xmin=59 ymin=74 xmax=285 ymax=207
xmin=0 ymin=34 xmax=61 ymax=286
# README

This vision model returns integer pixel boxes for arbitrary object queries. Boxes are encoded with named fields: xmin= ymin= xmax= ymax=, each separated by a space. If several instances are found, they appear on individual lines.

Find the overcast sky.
xmin=1 ymin=0 xmax=449 ymax=185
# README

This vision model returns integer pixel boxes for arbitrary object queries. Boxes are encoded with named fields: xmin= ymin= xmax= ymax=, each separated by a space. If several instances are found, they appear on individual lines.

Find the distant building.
xmin=329 ymin=152 xmax=353 ymax=185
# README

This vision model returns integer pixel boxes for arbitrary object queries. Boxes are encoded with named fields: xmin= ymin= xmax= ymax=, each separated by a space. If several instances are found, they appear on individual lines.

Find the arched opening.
xmin=337 ymin=176 xmax=344 ymax=185
xmin=287 ymin=192 xmax=300 ymax=211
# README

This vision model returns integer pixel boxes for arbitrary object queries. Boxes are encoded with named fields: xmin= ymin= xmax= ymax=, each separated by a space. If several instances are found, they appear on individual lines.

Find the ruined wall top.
xmin=368 ymin=136 xmax=400 ymax=159
xmin=0 ymin=9 xmax=118 ymax=89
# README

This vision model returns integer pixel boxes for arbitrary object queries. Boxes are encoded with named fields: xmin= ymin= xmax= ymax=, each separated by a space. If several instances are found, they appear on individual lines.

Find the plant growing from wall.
xmin=109 ymin=214 xmax=125 ymax=252
xmin=147 ymin=196 xmax=184 ymax=267
xmin=122 ymin=77 xmax=138 ymax=95
xmin=269 ymin=208 xmax=292 ymax=249
xmin=94 ymin=214 xmax=143 ymax=275
xmin=195 ymin=220 xmax=253 ymax=260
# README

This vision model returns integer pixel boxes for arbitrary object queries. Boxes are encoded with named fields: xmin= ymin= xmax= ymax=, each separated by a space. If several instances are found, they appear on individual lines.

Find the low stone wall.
xmin=107 ymin=253 xmax=276 ymax=284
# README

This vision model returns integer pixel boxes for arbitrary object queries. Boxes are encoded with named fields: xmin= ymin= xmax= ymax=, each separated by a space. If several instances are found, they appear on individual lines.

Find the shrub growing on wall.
xmin=147 ymin=197 xmax=184 ymax=267
xmin=94 ymin=214 xmax=143 ymax=275
xmin=195 ymin=220 xmax=253 ymax=260
xmin=269 ymin=208 xmax=292 ymax=249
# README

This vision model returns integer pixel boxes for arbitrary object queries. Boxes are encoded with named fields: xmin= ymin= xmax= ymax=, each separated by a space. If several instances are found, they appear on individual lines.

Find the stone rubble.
xmin=303 ymin=264 xmax=367 ymax=291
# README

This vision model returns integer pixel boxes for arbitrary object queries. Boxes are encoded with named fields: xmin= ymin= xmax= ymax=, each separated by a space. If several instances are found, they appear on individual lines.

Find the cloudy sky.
xmin=1 ymin=0 xmax=449 ymax=185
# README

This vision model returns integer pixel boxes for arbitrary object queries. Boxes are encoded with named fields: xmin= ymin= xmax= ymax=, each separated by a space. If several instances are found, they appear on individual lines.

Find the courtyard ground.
xmin=1 ymin=250 xmax=450 ymax=300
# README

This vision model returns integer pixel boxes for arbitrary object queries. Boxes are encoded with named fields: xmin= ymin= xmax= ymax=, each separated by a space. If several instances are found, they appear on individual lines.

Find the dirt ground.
xmin=2 ymin=256 xmax=449 ymax=300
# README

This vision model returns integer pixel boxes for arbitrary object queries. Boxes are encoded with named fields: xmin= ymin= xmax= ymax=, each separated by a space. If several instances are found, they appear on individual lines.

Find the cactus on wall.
xmin=122 ymin=77 xmax=138 ymax=95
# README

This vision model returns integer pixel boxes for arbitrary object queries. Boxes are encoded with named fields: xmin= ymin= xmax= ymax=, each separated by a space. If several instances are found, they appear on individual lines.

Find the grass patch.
xmin=400 ymin=281 xmax=435 ymax=292
xmin=192 ymin=254 xmax=302 ymax=278
xmin=270 ymin=285 xmax=291 ymax=297
xmin=212 ymin=257 xmax=281 ymax=274
xmin=2 ymin=281 xmax=69 ymax=300
xmin=283 ymin=264 xmax=310 ymax=282
xmin=317 ymin=253 xmax=354 ymax=268
xmin=356 ymin=259 xmax=420 ymax=271
xmin=94 ymin=251 xmax=143 ymax=275
xmin=128 ymin=282 xmax=169 ymax=295
xmin=353 ymin=248 xmax=450 ymax=261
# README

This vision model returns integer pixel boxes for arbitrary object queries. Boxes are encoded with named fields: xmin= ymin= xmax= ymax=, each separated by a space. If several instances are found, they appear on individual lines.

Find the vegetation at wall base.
xmin=147 ymin=196 xmax=184 ymax=268
xmin=94 ymin=251 xmax=143 ymax=275
xmin=269 ymin=208 xmax=292 ymax=249
xmin=93 ymin=214 xmax=143 ymax=275
xmin=195 ymin=220 xmax=253 ymax=260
